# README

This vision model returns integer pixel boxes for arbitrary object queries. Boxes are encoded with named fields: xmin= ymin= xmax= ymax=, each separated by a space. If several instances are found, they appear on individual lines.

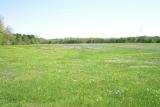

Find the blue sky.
xmin=0 ymin=0 xmax=160 ymax=38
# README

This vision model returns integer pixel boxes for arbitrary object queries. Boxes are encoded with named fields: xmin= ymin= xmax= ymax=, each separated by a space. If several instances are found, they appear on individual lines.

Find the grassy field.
xmin=0 ymin=43 xmax=160 ymax=107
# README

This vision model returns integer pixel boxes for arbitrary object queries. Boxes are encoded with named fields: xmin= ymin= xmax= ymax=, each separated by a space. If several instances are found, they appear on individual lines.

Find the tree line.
xmin=0 ymin=32 xmax=41 ymax=45
xmin=0 ymin=16 xmax=160 ymax=45
xmin=46 ymin=36 xmax=160 ymax=44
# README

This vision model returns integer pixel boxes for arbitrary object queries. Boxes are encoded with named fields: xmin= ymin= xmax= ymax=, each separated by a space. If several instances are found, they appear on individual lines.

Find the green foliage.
xmin=13 ymin=33 xmax=40 ymax=45
xmin=0 ymin=16 xmax=4 ymax=33
xmin=47 ymin=36 xmax=160 ymax=44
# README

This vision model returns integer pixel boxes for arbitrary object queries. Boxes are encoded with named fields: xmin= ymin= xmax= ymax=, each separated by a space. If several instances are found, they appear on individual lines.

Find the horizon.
xmin=1 ymin=0 xmax=160 ymax=39
xmin=42 ymin=35 xmax=160 ymax=40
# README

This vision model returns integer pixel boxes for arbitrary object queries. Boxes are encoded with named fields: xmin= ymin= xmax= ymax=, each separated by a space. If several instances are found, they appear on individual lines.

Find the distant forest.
xmin=0 ymin=17 xmax=160 ymax=45
xmin=46 ymin=36 xmax=160 ymax=44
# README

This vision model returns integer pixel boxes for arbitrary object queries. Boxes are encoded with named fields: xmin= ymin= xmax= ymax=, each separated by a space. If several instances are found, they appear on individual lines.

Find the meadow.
xmin=0 ymin=43 xmax=160 ymax=107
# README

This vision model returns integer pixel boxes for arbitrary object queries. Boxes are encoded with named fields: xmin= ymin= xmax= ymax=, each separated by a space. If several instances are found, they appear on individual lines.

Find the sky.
xmin=0 ymin=0 xmax=160 ymax=39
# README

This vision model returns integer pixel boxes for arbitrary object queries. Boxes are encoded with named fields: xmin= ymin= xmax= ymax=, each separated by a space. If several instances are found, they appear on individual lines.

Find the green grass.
xmin=0 ymin=43 xmax=160 ymax=107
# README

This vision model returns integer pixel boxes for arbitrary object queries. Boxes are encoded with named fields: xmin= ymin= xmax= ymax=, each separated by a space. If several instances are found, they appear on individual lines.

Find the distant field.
xmin=0 ymin=44 xmax=160 ymax=107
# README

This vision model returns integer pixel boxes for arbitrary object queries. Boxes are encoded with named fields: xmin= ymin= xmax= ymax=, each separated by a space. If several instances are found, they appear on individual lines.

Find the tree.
xmin=4 ymin=26 xmax=15 ymax=45
xmin=0 ymin=16 xmax=4 ymax=33
xmin=0 ymin=16 xmax=6 ymax=45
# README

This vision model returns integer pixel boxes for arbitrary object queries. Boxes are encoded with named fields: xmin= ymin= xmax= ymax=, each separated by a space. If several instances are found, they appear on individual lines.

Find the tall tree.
xmin=0 ymin=16 xmax=4 ymax=33
xmin=0 ymin=16 xmax=5 ymax=45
